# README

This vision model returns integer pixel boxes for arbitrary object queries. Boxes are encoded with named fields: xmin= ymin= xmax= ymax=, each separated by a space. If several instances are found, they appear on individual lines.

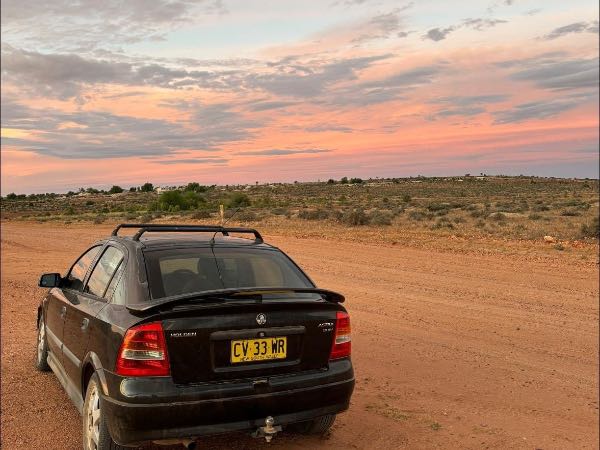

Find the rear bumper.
xmin=101 ymin=359 xmax=354 ymax=446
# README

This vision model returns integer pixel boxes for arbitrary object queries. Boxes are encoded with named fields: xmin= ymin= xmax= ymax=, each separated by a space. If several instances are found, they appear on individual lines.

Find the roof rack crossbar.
xmin=111 ymin=223 xmax=263 ymax=243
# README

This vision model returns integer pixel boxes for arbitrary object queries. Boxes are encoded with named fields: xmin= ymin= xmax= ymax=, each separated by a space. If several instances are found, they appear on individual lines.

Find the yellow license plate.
xmin=230 ymin=337 xmax=287 ymax=363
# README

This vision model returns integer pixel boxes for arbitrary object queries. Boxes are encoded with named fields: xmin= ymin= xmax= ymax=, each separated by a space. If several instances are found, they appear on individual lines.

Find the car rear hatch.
xmin=159 ymin=300 xmax=340 ymax=384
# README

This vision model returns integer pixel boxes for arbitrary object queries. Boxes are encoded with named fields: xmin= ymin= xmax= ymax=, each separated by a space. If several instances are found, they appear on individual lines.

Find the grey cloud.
xmin=245 ymin=54 xmax=391 ymax=97
xmin=238 ymin=149 xmax=330 ymax=156
xmin=2 ymin=46 xmax=393 ymax=101
xmin=1 ymin=46 xmax=237 ymax=100
xmin=352 ymin=11 xmax=403 ymax=43
xmin=0 ymin=98 xmax=260 ymax=159
xmin=306 ymin=125 xmax=353 ymax=133
xmin=330 ymin=64 xmax=439 ymax=106
xmin=152 ymin=157 xmax=228 ymax=165
xmin=493 ymin=99 xmax=581 ymax=124
xmin=247 ymin=101 xmax=297 ymax=112
xmin=427 ymin=94 xmax=509 ymax=120
xmin=1 ymin=0 xmax=224 ymax=52
xmin=424 ymin=27 xmax=456 ymax=41
xmin=542 ymin=21 xmax=599 ymax=40
xmin=462 ymin=18 xmax=507 ymax=31
xmin=509 ymin=57 xmax=599 ymax=91
xmin=430 ymin=94 xmax=509 ymax=106
xmin=424 ymin=16 xmax=506 ymax=42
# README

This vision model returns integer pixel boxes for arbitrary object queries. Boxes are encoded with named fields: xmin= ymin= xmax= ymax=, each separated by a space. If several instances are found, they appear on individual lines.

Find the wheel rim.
xmin=37 ymin=322 xmax=45 ymax=363
xmin=85 ymin=384 xmax=101 ymax=450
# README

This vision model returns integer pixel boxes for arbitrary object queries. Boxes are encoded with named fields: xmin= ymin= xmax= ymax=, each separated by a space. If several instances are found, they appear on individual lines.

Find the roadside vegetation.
xmin=2 ymin=176 xmax=599 ymax=243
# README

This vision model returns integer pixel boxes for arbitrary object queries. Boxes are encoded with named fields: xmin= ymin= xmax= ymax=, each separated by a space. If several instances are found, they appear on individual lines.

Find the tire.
xmin=289 ymin=414 xmax=336 ymax=436
xmin=83 ymin=373 xmax=131 ymax=450
xmin=35 ymin=314 xmax=51 ymax=371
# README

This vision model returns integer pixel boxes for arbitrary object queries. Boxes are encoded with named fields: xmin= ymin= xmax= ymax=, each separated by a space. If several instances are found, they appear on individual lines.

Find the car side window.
xmin=84 ymin=247 xmax=124 ymax=298
xmin=65 ymin=246 xmax=102 ymax=291
xmin=105 ymin=262 xmax=125 ymax=303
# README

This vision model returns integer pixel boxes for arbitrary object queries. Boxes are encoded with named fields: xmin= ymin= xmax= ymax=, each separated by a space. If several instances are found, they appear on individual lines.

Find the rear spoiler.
xmin=127 ymin=287 xmax=345 ymax=313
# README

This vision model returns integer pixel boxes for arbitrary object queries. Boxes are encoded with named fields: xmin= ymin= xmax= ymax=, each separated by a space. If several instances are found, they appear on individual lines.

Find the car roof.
xmin=106 ymin=233 xmax=276 ymax=250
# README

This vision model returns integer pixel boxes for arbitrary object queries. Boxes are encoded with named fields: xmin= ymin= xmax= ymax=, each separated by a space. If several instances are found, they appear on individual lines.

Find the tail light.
xmin=115 ymin=322 xmax=170 ymax=377
xmin=330 ymin=311 xmax=351 ymax=360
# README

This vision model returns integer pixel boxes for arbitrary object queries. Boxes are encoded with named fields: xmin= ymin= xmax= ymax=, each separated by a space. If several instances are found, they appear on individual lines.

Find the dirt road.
xmin=1 ymin=222 xmax=598 ymax=449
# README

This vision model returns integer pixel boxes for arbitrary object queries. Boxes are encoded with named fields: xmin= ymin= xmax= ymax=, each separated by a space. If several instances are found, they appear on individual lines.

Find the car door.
xmin=62 ymin=244 xmax=125 ymax=386
xmin=45 ymin=245 xmax=102 ymax=370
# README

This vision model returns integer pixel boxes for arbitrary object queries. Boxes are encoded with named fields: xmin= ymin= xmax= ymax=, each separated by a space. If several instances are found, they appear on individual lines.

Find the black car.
xmin=36 ymin=224 xmax=354 ymax=449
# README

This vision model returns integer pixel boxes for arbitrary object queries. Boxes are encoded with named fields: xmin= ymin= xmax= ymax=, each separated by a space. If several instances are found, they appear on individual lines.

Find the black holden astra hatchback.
xmin=36 ymin=224 xmax=354 ymax=449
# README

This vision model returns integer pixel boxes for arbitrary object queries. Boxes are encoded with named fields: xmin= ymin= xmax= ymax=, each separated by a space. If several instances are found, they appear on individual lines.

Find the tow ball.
xmin=252 ymin=416 xmax=282 ymax=443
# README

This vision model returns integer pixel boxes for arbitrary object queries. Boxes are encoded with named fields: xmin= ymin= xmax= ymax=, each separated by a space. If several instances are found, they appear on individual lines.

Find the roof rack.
xmin=111 ymin=223 xmax=263 ymax=243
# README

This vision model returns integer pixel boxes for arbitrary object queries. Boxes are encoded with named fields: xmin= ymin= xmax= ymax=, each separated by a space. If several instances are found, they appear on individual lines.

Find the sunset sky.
xmin=1 ymin=0 xmax=598 ymax=193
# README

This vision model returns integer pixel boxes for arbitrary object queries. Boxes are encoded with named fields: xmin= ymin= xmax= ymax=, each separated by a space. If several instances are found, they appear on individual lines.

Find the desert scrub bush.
xmin=368 ymin=210 xmax=393 ymax=226
xmin=93 ymin=215 xmax=106 ymax=224
xmin=340 ymin=208 xmax=369 ymax=226
xmin=408 ymin=210 xmax=430 ymax=221
xmin=402 ymin=194 xmax=411 ymax=203
xmin=475 ymin=219 xmax=486 ymax=228
xmin=65 ymin=206 xmax=76 ymax=215
xmin=236 ymin=210 xmax=259 ymax=222
xmin=426 ymin=202 xmax=450 ymax=212
xmin=490 ymin=212 xmax=507 ymax=222
xmin=298 ymin=209 xmax=329 ymax=220
xmin=532 ymin=204 xmax=550 ymax=212
xmin=270 ymin=207 xmax=289 ymax=216
xmin=469 ymin=209 xmax=486 ymax=218
xmin=528 ymin=213 xmax=543 ymax=220
xmin=140 ymin=213 xmax=153 ymax=223
xmin=560 ymin=209 xmax=581 ymax=217
xmin=432 ymin=217 xmax=454 ymax=229
xmin=580 ymin=216 xmax=599 ymax=238
xmin=227 ymin=192 xmax=251 ymax=208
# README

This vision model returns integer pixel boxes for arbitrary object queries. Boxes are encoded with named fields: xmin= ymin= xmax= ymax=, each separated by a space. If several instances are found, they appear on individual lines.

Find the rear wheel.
xmin=35 ymin=314 xmax=50 ymax=371
xmin=83 ymin=373 xmax=130 ymax=450
xmin=290 ymin=414 xmax=336 ymax=435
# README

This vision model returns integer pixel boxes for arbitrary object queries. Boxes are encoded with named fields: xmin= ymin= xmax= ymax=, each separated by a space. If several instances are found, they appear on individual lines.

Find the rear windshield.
xmin=144 ymin=247 xmax=314 ymax=299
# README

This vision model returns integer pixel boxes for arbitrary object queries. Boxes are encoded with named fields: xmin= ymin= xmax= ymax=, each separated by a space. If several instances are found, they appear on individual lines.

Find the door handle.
xmin=60 ymin=306 xmax=67 ymax=319
xmin=81 ymin=318 xmax=89 ymax=331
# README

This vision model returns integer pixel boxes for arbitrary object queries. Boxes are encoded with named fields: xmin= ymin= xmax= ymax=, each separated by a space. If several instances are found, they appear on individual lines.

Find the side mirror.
xmin=39 ymin=273 xmax=62 ymax=288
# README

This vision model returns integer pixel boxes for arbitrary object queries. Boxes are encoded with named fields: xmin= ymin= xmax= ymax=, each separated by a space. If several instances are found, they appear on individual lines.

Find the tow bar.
xmin=252 ymin=416 xmax=282 ymax=442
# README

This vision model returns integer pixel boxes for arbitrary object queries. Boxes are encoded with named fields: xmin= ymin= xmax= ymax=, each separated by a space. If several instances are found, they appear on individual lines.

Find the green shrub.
xmin=108 ymin=185 xmax=124 ymax=194
xmin=158 ymin=190 xmax=205 ymax=211
xmin=140 ymin=182 xmax=154 ymax=192
xmin=227 ymin=192 xmax=251 ymax=208
xmin=402 ymin=194 xmax=411 ymax=203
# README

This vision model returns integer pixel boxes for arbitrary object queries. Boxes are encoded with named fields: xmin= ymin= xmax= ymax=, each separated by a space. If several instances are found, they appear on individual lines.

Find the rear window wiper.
xmin=127 ymin=287 xmax=345 ymax=313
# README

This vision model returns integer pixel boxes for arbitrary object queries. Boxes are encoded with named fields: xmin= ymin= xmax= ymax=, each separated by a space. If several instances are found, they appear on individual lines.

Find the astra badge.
xmin=256 ymin=313 xmax=267 ymax=325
